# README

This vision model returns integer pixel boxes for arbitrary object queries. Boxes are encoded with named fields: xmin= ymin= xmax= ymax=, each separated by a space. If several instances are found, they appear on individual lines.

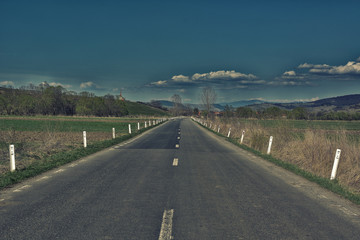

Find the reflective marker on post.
xmin=83 ymin=131 xmax=87 ymax=148
xmin=240 ymin=130 xmax=245 ymax=144
xmin=330 ymin=149 xmax=342 ymax=180
xmin=9 ymin=144 xmax=15 ymax=172
xmin=138 ymin=122 xmax=140 ymax=130
xmin=267 ymin=136 xmax=273 ymax=154
xmin=112 ymin=128 xmax=116 ymax=139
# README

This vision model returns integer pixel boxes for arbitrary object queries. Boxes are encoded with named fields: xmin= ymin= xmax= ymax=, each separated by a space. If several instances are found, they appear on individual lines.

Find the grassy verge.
xmin=195 ymin=120 xmax=360 ymax=205
xmin=0 ymin=122 xmax=163 ymax=190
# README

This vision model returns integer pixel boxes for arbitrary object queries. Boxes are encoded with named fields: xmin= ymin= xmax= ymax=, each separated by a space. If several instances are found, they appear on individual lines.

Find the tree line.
xmin=0 ymin=83 xmax=128 ymax=117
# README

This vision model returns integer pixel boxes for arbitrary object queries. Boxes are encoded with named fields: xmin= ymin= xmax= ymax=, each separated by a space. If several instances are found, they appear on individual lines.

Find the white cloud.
xmin=283 ymin=71 xmax=296 ymax=76
xmin=48 ymin=82 xmax=72 ymax=89
xmin=0 ymin=81 xmax=14 ymax=86
xmin=191 ymin=70 xmax=256 ymax=81
xmin=151 ymin=80 xmax=167 ymax=86
xmin=80 ymin=81 xmax=106 ymax=90
xmin=298 ymin=63 xmax=331 ymax=69
xmin=268 ymin=80 xmax=311 ymax=86
xmin=298 ymin=58 xmax=360 ymax=76
xmin=309 ymin=61 xmax=360 ymax=75
xmin=80 ymin=81 xmax=96 ymax=89
xmin=172 ymin=75 xmax=190 ymax=82
xmin=149 ymin=70 xmax=263 ymax=89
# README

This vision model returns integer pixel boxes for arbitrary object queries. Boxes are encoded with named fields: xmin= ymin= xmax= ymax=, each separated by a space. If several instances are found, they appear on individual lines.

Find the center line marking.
xmin=173 ymin=158 xmax=178 ymax=166
xmin=158 ymin=209 xmax=174 ymax=240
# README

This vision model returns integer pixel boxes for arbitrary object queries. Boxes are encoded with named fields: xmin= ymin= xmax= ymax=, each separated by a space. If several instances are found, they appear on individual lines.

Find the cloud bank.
xmin=79 ymin=81 xmax=104 ymax=90
xmin=150 ymin=70 xmax=264 ymax=89
xmin=0 ymin=81 xmax=14 ymax=86
xmin=272 ymin=56 xmax=360 ymax=86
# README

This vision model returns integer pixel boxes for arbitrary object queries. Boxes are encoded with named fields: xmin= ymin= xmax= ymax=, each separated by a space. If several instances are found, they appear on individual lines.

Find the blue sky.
xmin=1 ymin=0 xmax=360 ymax=104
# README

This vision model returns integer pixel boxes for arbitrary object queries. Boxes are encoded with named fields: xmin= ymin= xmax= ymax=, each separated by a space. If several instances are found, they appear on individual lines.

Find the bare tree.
xmin=201 ymin=86 xmax=216 ymax=116
xmin=171 ymin=94 xmax=182 ymax=116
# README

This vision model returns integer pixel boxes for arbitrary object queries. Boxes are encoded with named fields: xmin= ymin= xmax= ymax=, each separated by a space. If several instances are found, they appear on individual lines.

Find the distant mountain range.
xmin=247 ymin=94 xmax=360 ymax=113
xmin=152 ymin=94 xmax=360 ymax=113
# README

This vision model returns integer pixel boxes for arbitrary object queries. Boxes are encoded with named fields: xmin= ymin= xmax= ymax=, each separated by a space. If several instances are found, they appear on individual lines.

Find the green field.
xmin=0 ymin=117 xmax=158 ymax=133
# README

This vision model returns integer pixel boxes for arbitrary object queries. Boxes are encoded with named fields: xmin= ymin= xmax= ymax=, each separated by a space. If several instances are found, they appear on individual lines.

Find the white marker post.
xmin=128 ymin=124 xmax=132 ymax=134
xmin=240 ymin=130 xmax=245 ymax=144
xmin=112 ymin=128 xmax=116 ymax=139
xmin=9 ymin=144 xmax=15 ymax=172
xmin=138 ymin=122 xmax=140 ymax=130
xmin=210 ymin=123 xmax=212 ymax=128
xmin=218 ymin=127 xmax=220 ymax=133
xmin=83 ymin=131 xmax=87 ymax=148
xmin=149 ymin=120 xmax=151 ymax=126
xmin=267 ymin=136 xmax=273 ymax=154
xmin=145 ymin=121 xmax=147 ymax=128
xmin=330 ymin=149 xmax=342 ymax=180
xmin=153 ymin=120 xmax=155 ymax=126
xmin=227 ymin=128 xmax=231 ymax=138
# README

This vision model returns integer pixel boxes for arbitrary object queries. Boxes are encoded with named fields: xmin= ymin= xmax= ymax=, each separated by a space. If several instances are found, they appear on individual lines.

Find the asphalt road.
xmin=1 ymin=118 xmax=360 ymax=239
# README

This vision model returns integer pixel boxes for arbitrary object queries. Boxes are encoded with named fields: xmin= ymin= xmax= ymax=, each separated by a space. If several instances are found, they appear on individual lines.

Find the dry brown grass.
xmin=0 ymin=130 xmax=125 ymax=174
xmin=203 ymin=117 xmax=360 ymax=193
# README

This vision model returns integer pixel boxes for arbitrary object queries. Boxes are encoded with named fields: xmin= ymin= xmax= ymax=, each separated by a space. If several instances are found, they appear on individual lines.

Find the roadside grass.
xmin=0 ymin=122 xmax=162 ymax=190
xmin=196 ymin=120 xmax=360 ymax=205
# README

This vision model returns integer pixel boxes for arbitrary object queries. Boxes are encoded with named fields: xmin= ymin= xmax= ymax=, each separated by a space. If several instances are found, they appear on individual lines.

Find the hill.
xmin=125 ymin=101 xmax=169 ymax=116
xmin=248 ymin=94 xmax=360 ymax=113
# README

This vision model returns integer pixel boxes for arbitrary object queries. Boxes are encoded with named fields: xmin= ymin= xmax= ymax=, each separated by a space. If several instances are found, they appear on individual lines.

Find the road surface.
xmin=1 ymin=118 xmax=360 ymax=239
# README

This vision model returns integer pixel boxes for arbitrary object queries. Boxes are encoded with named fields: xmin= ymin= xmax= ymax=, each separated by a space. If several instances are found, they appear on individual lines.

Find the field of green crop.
xmin=0 ymin=115 xmax=163 ymax=132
